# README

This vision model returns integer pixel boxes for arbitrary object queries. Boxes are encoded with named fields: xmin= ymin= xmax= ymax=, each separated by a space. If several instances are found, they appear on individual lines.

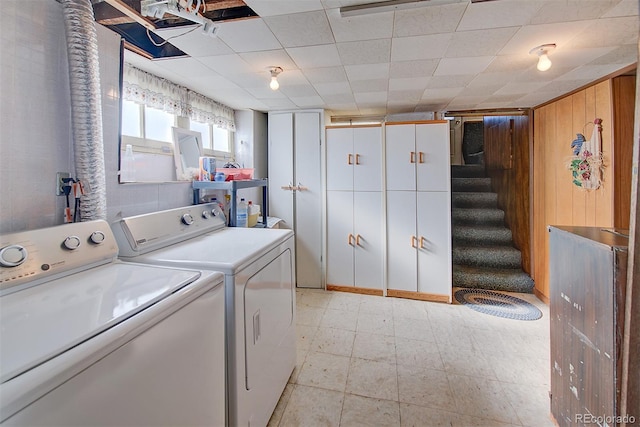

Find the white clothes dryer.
xmin=112 ymin=202 xmax=296 ymax=427
xmin=0 ymin=220 xmax=226 ymax=426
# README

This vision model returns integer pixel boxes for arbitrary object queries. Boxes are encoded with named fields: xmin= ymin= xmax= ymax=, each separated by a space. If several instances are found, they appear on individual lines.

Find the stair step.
xmin=451 ymin=165 xmax=486 ymax=178
xmin=453 ymin=265 xmax=535 ymax=293
xmin=453 ymin=246 xmax=523 ymax=269
xmin=452 ymin=192 xmax=497 ymax=208
xmin=453 ymin=226 xmax=513 ymax=246
xmin=452 ymin=208 xmax=505 ymax=226
xmin=451 ymin=177 xmax=492 ymax=192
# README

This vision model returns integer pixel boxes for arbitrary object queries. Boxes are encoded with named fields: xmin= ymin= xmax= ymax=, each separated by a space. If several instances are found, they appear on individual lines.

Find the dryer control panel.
xmin=0 ymin=220 xmax=118 ymax=294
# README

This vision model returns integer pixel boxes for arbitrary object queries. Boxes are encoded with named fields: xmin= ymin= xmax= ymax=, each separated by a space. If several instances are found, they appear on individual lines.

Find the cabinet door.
xmin=416 ymin=192 xmax=451 ymax=296
xmin=386 ymin=191 xmax=417 ymax=291
xmin=354 ymin=191 xmax=384 ymax=290
xmin=268 ymin=113 xmax=294 ymax=229
xmin=416 ymin=123 xmax=450 ymax=192
xmin=386 ymin=124 xmax=416 ymax=191
xmin=294 ymin=112 xmax=322 ymax=288
xmin=353 ymin=127 xmax=382 ymax=192
xmin=326 ymin=128 xmax=354 ymax=191
xmin=326 ymin=191 xmax=355 ymax=287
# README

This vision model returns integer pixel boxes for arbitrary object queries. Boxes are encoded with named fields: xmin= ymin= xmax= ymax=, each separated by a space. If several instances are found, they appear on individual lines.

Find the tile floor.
xmin=268 ymin=289 xmax=554 ymax=427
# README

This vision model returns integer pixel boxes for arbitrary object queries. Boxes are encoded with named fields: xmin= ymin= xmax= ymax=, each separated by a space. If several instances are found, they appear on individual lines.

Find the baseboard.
xmin=387 ymin=289 xmax=451 ymax=304
xmin=326 ymin=284 xmax=384 ymax=296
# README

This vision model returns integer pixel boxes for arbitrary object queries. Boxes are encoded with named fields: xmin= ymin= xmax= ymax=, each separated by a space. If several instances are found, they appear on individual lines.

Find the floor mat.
xmin=454 ymin=289 xmax=543 ymax=321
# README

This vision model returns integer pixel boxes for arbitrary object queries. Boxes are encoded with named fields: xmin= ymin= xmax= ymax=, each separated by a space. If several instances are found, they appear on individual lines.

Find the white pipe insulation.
xmin=59 ymin=0 xmax=107 ymax=221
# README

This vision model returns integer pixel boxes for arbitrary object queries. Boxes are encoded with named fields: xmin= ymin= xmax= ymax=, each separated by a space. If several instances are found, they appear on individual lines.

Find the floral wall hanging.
xmin=567 ymin=118 xmax=604 ymax=190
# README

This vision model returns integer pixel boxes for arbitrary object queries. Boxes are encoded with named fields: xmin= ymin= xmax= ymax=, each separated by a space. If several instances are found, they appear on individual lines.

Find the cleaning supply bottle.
xmin=236 ymin=198 xmax=248 ymax=228
xmin=224 ymin=194 xmax=231 ymax=225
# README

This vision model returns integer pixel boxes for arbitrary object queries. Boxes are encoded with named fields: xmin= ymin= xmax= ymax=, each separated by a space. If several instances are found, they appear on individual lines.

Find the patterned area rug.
xmin=454 ymin=289 xmax=543 ymax=321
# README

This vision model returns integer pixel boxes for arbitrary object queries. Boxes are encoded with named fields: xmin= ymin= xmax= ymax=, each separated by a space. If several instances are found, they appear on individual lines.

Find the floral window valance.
xmin=122 ymin=63 xmax=235 ymax=131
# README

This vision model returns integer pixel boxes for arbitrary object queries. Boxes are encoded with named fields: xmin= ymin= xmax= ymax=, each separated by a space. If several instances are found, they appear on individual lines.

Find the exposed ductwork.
xmin=59 ymin=0 xmax=107 ymax=221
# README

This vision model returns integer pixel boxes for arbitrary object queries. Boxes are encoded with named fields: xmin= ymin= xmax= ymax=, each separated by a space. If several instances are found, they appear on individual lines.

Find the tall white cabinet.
xmin=385 ymin=122 xmax=451 ymax=302
xmin=326 ymin=126 xmax=384 ymax=293
xmin=268 ymin=111 xmax=323 ymax=288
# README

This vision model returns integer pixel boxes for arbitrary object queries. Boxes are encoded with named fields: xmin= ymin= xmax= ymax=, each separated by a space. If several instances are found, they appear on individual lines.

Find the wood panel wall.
xmin=484 ymin=115 xmax=531 ymax=274
xmin=532 ymin=77 xmax=636 ymax=300
xmin=613 ymin=76 xmax=636 ymax=229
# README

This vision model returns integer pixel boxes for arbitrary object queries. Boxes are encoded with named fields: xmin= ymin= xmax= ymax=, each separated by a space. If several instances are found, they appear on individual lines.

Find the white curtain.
xmin=122 ymin=63 xmax=235 ymax=131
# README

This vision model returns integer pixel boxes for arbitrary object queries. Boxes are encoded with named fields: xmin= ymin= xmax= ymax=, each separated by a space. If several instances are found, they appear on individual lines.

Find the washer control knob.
xmin=202 ymin=210 xmax=210 ymax=219
xmin=211 ymin=209 xmax=218 ymax=217
xmin=181 ymin=213 xmax=194 ymax=225
xmin=89 ymin=231 xmax=106 ymax=244
xmin=0 ymin=245 xmax=28 ymax=267
xmin=63 ymin=236 xmax=81 ymax=250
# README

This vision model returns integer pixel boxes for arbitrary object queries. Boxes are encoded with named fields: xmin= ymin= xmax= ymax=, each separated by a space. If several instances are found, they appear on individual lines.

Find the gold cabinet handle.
xmin=420 ymin=236 xmax=426 ymax=249
xmin=280 ymin=182 xmax=293 ymax=191
xmin=411 ymin=236 xmax=418 ymax=248
xmin=348 ymin=153 xmax=353 ymax=165
xmin=355 ymin=234 xmax=361 ymax=246
xmin=419 ymin=152 xmax=425 ymax=163
xmin=296 ymin=183 xmax=308 ymax=191
xmin=410 ymin=151 xmax=416 ymax=164
xmin=348 ymin=234 xmax=354 ymax=246
xmin=355 ymin=154 xmax=361 ymax=165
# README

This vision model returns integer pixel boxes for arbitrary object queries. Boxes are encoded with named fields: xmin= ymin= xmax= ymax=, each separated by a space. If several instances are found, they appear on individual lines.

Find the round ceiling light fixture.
xmin=529 ymin=43 xmax=556 ymax=72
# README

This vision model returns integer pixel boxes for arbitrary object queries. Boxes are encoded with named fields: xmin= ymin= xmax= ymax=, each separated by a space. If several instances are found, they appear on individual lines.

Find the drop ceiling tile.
xmin=153 ymin=27 xmax=233 ymax=57
xmin=530 ymin=0 xmax=620 ymax=25
xmin=540 ymin=79 xmax=594 ymax=94
xmin=244 ymin=86 xmax=287 ymax=99
xmin=337 ymin=39 xmax=391 ymax=65
xmin=499 ymin=21 xmax=591 ymax=56
xmin=484 ymin=55 xmax=535 ymax=73
xmin=393 ymin=3 xmax=466 ymax=37
xmin=243 ymin=0 xmax=324 ymax=17
xmin=564 ymin=16 xmax=639 ymax=49
xmin=239 ymin=50 xmax=298 ymax=72
xmin=313 ymin=81 xmax=352 ymax=95
xmin=462 ymin=84 xmax=502 ymax=97
xmin=588 ymin=44 xmax=638 ymax=65
xmin=422 ymin=87 xmax=463 ymax=100
xmin=322 ymin=93 xmax=356 ymax=104
xmin=495 ymin=82 xmax=547 ymax=96
xmin=326 ymin=103 xmax=359 ymax=114
xmin=475 ymin=100 xmax=516 ymax=109
xmin=602 ymin=0 xmax=639 ymax=18
xmin=467 ymin=71 xmax=517 ymax=88
xmin=280 ymin=84 xmax=319 ymax=97
xmin=516 ymin=92 xmax=558 ymax=108
xmin=264 ymin=11 xmax=334 ymax=48
xmin=550 ymin=47 xmax=616 ymax=68
xmin=557 ymin=64 xmax=628 ymax=81
xmin=351 ymin=79 xmax=388 ymax=92
xmin=217 ymin=19 xmax=281 ymax=53
xmin=153 ymin=57 xmax=218 ymax=77
xmin=304 ymin=66 xmax=348 ymax=83
xmin=447 ymin=97 xmax=486 ymax=109
xmin=204 ymin=87 xmax=255 ymax=108
xmin=344 ymin=63 xmax=390 ymax=81
xmin=388 ymin=90 xmax=422 ymax=102
xmin=259 ymin=98 xmax=299 ymax=109
xmin=457 ymin=1 xmax=543 ymax=31
xmin=510 ymin=65 xmax=576 ymax=83
xmin=357 ymin=106 xmax=388 ymax=115
xmin=389 ymin=77 xmax=430 ymax=91
xmin=198 ymin=54 xmax=254 ymax=76
xmin=286 ymin=45 xmax=342 ymax=68
xmin=434 ymin=57 xmax=494 ymax=76
xmin=389 ymin=60 xmax=438 ymax=78
xmin=416 ymin=103 xmax=448 ymax=112
xmin=226 ymin=72 xmax=270 ymax=89
xmin=445 ymin=28 xmax=518 ymax=58
xmin=326 ymin=8 xmax=393 ymax=42
xmin=391 ymin=34 xmax=452 ymax=61
xmin=291 ymin=95 xmax=325 ymax=108
xmin=354 ymin=92 xmax=388 ymax=103
xmin=427 ymin=75 xmax=474 ymax=88
xmin=186 ymin=74 xmax=241 ymax=91
xmin=277 ymin=69 xmax=312 ymax=85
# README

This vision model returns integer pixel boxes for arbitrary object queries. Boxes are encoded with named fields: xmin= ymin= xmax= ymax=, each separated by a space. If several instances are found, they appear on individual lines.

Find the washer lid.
xmin=0 ymin=262 xmax=201 ymax=383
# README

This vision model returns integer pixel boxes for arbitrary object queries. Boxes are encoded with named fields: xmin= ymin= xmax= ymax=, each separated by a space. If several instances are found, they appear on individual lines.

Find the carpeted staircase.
xmin=451 ymin=165 xmax=535 ymax=293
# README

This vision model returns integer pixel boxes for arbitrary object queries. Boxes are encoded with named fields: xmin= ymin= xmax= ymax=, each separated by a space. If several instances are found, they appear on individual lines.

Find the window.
xmin=144 ymin=107 xmax=175 ymax=143
xmin=121 ymin=99 xmax=141 ymax=138
xmin=190 ymin=120 xmax=211 ymax=149
xmin=120 ymin=101 xmax=176 ymax=153
xmin=189 ymin=120 xmax=233 ymax=158
xmin=213 ymin=126 xmax=231 ymax=153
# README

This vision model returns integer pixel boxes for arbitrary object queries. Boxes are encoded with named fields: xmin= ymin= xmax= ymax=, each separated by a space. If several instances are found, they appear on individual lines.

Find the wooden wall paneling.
xmin=556 ymin=97 xmax=576 ymax=226
xmin=513 ymin=116 xmax=531 ymax=274
xmin=544 ymin=103 xmax=558 ymax=298
xmin=532 ymin=108 xmax=545 ymax=291
xmin=594 ymin=80 xmax=614 ymax=227
xmin=613 ymin=76 xmax=636 ymax=229
xmin=572 ymin=90 xmax=588 ymax=226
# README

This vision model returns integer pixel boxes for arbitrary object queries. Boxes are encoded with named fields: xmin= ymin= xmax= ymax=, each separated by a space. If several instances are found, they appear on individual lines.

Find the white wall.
xmin=0 ymin=0 xmax=196 ymax=234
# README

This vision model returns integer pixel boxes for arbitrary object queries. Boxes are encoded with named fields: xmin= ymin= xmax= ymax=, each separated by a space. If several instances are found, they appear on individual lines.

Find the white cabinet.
xmin=386 ymin=122 xmax=451 ymax=301
xmin=327 ymin=126 xmax=382 ymax=192
xmin=327 ymin=191 xmax=384 ymax=291
xmin=386 ymin=123 xmax=449 ymax=191
xmin=269 ymin=111 xmax=323 ymax=288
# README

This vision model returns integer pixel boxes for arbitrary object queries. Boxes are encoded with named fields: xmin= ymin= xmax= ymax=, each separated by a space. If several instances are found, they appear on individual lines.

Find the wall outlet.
xmin=56 ymin=172 xmax=70 ymax=196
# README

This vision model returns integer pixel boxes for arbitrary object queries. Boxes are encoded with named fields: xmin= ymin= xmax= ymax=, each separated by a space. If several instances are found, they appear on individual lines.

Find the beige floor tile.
xmin=279 ymin=384 xmax=344 ymax=427
xmin=392 ymin=297 xmax=430 ymax=320
xmin=297 ymin=325 xmax=318 ymax=352
xmin=438 ymin=345 xmax=497 ymax=380
xmin=352 ymin=332 xmax=396 ymax=364
xmin=328 ymin=292 xmax=362 ymax=312
xmin=357 ymin=312 xmax=395 ymax=336
xmin=346 ymin=357 xmax=398 ymax=401
xmin=397 ymin=364 xmax=456 ymax=412
xmin=297 ymin=351 xmax=351 ymax=392
xmin=431 ymin=321 xmax=477 ymax=351
xmin=490 ymin=354 xmax=550 ymax=387
xmin=290 ymin=347 xmax=308 ymax=384
xmin=448 ymin=374 xmax=520 ymax=424
xmin=297 ymin=305 xmax=326 ymax=327
xmin=394 ymin=316 xmax=436 ymax=342
xmin=395 ymin=337 xmax=443 ymax=370
xmin=340 ymin=394 xmax=400 ymax=427
xmin=453 ymin=414 xmax=519 ymax=427
xmin=310 ymin=327 xmax=356 ymax=357
xmin=500 ymin=382 xmax=554 ymax=427
xmin=298 ymin=290 xmax=333 ymax=308
xmin=399 ymin=402 xmax=459 ymax=427
xmin=268 ymin=383 xmax=294 ymax=427
xmin=320 ymin=308 xmax=359 ymax=331
xmin=359 ymin=295 xmax=394 ymax=316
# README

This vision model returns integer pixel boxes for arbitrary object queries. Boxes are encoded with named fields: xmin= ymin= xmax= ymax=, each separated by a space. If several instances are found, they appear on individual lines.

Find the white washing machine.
xmin=112 ymin=202 xmax=296 ymax=427
xmin=0 ymin=220 xmax=226 ymax=426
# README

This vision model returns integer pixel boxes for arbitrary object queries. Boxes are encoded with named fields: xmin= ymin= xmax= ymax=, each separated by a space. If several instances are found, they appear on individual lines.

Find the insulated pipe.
xmin=59 ymin=0 xmax=107 ymax=221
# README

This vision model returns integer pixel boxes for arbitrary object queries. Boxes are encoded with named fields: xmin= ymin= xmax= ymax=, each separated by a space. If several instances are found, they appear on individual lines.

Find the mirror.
xmin=173 ymin=127 xmax=203 ymax=181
